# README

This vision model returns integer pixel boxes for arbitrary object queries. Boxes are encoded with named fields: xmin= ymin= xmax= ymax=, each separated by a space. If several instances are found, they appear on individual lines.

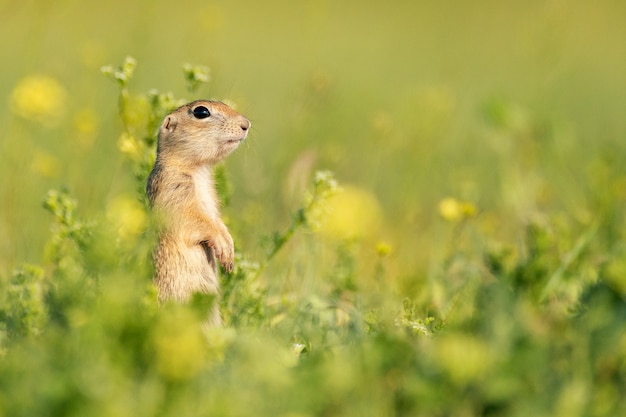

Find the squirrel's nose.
xmin=240 ymin=118 xmax=251 ymax=131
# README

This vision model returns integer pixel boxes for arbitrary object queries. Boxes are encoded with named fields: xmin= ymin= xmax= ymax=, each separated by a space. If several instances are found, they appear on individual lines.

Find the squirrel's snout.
xmin=240 ymin=118 xmax=251 ymax=132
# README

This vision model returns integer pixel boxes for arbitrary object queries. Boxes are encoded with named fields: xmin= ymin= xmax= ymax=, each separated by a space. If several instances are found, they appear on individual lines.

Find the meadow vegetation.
xmin=1 ymin=1 xmax=625 ymax=416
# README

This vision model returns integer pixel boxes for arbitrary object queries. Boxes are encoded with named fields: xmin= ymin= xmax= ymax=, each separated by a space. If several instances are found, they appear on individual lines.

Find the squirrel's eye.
xmin=193 ymin=106 xmax=211 ymax=119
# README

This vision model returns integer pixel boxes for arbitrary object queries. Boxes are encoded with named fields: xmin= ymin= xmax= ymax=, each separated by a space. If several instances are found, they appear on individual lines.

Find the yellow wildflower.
xmin=375 ymin=241 xmax=392 ymax=257
xmin=10 ymin=75 xmax=67 ymax=126
xmin=106 ymin=195 xmax=146 ymax=241
xmin=438 ymin=197 xmax=477 ymax=222
xmin=433 ymin=334 xmax=493 ymax=385
xmin=461 ymin=201 xmax=478 ymax=218
xmin=316 ymin=186 xmax=383 ymax=240
xmin=30 ymin=149 xmax=61 ymax=178
xmin=153 ymin=308 xmax=207 ymax=381
xmin=117 ymin=132 xmax=143 ymax=161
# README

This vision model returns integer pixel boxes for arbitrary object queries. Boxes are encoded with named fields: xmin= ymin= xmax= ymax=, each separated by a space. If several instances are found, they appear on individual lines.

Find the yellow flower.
xmin=153 ymin=308 xmax=207 ymax=381
xmin=438 ymin=197 xmax=477 ymax=222
xmin=375 ymin=241 xmax=392 ymax=257
xmin=30 ymin=149 xmax=61 ymax=178
xmin=106 ymin=195 xmax=146 ymax=241
xmin=433 ymin=334 xmax=493 ymax=385
xmin=316 ymin=186 xmax=383 ymax=240
xmin=10 ymin=76 xmax=67 ymax=126
xmin=117 ymin=132 xmax=143 ymax=161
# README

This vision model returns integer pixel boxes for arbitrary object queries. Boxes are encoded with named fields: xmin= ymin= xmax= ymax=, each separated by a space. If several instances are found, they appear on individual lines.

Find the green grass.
xmin=1 ymin=1 xmax=626 ymax=416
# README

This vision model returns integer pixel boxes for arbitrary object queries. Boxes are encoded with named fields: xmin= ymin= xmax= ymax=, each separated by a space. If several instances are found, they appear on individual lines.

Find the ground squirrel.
xmin=146 ymin=100 xmax=250 ymax=325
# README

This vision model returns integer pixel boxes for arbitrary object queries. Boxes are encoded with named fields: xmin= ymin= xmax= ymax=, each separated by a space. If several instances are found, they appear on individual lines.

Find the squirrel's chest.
xmin=191 ymin=168 xmax=219 ymax=219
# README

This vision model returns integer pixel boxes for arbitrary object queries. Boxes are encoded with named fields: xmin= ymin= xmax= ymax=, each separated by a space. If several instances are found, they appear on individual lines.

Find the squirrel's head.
xmin=157 ymin=100 xmax=250 ymax=165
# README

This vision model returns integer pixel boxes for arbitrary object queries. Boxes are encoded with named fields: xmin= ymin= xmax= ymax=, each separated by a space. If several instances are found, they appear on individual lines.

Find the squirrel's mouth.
xmin=226 ymin=137 xmax=246 ymax=144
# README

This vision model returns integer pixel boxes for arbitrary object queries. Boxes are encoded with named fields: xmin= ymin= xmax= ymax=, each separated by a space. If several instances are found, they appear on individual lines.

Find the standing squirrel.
xmin=146 ymin=100 xmax=250 ymax=325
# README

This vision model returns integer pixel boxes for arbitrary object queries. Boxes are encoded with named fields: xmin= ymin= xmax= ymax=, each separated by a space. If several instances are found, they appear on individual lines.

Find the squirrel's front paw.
xmin=209 ymin=231 xmax=234 ymax=272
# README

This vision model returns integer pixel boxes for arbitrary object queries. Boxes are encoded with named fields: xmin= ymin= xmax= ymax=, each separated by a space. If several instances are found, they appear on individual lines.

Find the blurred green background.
xmin=2 ymin=1 xmax=626 ymax=416
xmin=2 ymin=0 xmax=625 ymax=276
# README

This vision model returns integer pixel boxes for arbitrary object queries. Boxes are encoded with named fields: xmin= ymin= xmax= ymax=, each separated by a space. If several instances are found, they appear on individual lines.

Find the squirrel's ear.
xmin=163 ymin=116 xmax=178 ymax=132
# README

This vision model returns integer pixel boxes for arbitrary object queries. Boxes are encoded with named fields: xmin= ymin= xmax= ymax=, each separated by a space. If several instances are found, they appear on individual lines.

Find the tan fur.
xmin=146 ymin=100 xmax=250 ymax=325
